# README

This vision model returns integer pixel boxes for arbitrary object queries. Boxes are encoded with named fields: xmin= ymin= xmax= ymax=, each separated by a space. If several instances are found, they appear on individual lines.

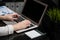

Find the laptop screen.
xmin=22 ymin=0 xmax=45 ymax=23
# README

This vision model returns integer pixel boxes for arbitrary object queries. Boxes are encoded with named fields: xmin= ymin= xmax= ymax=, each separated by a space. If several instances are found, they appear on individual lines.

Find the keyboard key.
xmin=15 ymin=16 xmax=25 ymax=22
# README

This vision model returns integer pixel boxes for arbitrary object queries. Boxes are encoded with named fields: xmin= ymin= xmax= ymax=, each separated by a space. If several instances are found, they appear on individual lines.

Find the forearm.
xmin=0 ymin=16 xmax=5 ymax=20
xmin=0 ymin=25 xmax=14 ymax=36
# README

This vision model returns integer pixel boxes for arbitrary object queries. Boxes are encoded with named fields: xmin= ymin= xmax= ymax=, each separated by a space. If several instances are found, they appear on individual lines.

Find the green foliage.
xmin=47 ymin=8 xmax=60 ymax=23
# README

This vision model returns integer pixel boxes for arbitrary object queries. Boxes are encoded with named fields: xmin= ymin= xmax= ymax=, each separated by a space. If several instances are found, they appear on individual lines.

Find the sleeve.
xmin=0 ymin=25 xmax=14 ymax=36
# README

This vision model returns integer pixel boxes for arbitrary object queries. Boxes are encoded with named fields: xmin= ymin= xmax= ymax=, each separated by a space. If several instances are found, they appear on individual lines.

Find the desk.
xmin=0 ymin=20 xmax=49 ymax=40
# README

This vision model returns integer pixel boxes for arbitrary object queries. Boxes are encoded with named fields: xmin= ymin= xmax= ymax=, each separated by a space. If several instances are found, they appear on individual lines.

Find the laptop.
xmin=15 ymin=0 xmax=48 ymax=33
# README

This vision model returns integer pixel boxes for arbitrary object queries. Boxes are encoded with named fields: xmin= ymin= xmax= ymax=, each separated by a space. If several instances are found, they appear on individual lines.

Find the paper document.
xmin=0 ymin=6 xmax=14 ymax=15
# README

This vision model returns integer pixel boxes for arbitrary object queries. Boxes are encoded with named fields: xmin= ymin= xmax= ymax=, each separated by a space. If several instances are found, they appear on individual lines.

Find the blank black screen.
xmin=22 ymin=0 xmax=45 ymax=23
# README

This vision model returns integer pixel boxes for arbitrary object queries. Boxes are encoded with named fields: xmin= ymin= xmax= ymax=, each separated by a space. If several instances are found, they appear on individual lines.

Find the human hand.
xmin=12 ymin=20 xmax=31 ymax=31
xmin=3 ymin=13 xmax=20 ymax=21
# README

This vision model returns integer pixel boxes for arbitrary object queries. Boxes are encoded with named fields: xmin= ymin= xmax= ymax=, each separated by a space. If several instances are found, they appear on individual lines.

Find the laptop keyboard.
xmin=15 ymin=16 xmax=34 ymax=28
xmin=15 ymin=16 xmax=25 ymax=22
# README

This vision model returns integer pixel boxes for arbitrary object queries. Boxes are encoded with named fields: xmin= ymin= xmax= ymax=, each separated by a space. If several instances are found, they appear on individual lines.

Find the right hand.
xmin=12 ymin=20 xmax=31 ymax=31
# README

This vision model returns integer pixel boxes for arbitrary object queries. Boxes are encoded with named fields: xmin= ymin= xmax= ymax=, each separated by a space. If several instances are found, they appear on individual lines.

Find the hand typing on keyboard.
xmin=0 ymin=13 xmax=20 ymax=21
xmin=12 ymin=20 xmax=31 ymax=31
xmin=0 ymin=13 xmax=31 ymax=31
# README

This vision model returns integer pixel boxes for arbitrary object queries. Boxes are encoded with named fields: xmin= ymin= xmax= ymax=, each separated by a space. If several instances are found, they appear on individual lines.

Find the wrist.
xmin=12 ymin=24 xmax=17 ymax=31
xmin=12 ymin=23 xmax=21 ymax=31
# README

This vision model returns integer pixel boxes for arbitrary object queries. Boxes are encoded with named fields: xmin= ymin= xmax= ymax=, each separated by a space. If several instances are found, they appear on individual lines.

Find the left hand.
xmin=3 ymin=13 xmax=20 ymax=21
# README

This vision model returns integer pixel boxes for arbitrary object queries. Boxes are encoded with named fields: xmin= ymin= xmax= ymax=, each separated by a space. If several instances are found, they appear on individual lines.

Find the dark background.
xmin=0 ymin=0 xmax=24 ymax=2
xmin=0 ymin=0 xmax=60 ymax=40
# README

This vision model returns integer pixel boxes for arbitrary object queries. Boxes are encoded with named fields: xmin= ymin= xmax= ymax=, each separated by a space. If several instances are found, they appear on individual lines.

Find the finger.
xmin=13 ymin=14 xmax=20 ymax=18
xmin=13 ymin=18 xmax=18 ymax=20
xmin=13 ymin=13 xmax=20 ymax=16
xmin=23 ymin=20 xmax=31 ymax=25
